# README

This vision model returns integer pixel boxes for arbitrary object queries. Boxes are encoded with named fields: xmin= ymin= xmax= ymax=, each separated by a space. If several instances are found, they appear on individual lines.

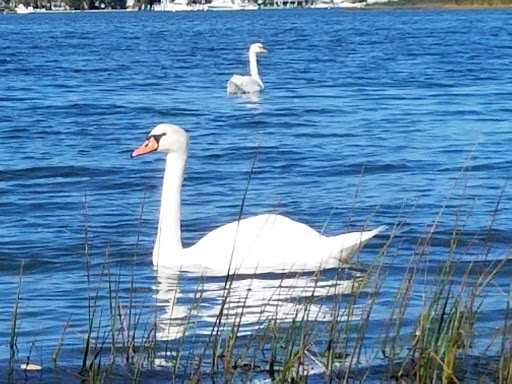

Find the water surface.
xmin=1 ymin=7 xmax=511 ymax=381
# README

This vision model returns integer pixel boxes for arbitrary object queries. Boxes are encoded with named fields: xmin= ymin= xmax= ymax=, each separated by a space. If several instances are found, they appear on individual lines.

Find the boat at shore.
xmin=154 ymin=0 xmax=205 ymax=11
xmin=15 ymin=4 xmax=35 ymax=13
xmin=207 ymin=0 xmax=258 ymax=10
xmin=310 ymin=0 xmax=364 ymax=7
xmin=333 ymin=0 xmax=365 ymax=7
xmin=14 ymin=2 xmax=71 ymax=13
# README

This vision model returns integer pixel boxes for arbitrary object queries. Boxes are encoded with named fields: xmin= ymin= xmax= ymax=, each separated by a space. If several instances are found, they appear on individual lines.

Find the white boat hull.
xmin=16 ymin=4 xmax=34 ymax=13
xmin=207 ymin=0 xmax=257 ymax=10
xmin=155 ymin=0 xmax=204 ymax=11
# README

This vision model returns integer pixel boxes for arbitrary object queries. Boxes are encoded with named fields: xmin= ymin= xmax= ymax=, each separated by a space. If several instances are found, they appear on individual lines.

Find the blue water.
xmin=1 ymin=8 xmax=512 ymax=381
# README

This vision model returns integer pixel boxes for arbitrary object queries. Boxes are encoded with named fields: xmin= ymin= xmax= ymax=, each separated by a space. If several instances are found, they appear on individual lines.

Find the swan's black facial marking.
xmin=147 ymin=132 xmax=167 ymax=144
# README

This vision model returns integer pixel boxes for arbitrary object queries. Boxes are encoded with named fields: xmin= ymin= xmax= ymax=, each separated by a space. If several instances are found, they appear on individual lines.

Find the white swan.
xmin=227 ymin=42 xmax=267 ymax=95
xmin=132 ymin=123 xmax=386 ymax=274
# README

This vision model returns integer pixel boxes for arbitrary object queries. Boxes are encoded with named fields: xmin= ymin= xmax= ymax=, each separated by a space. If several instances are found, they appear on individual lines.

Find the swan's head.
xmin=131 ymin=123 xmax=188 ymax=157
xmin=249 ymin=42 xmax=267 ymax=55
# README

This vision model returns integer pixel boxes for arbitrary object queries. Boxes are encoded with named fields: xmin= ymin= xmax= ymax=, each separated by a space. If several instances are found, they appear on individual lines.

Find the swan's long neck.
xmin=248 ymin=51 xmax=263 ymax=87
xmin=154 ymin=151 xmax=186 ymax=263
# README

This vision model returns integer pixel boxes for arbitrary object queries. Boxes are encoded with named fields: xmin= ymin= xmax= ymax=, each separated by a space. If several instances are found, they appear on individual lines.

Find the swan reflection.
xmin=237 ymin=91 xmax=261 ymax=105
xmin=154 ymin=266 xmax=367 ymax=342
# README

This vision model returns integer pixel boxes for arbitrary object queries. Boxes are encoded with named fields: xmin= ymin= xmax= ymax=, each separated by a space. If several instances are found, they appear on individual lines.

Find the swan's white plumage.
xmin=179 ymin=214 xmax=385 ymax=273
xmin=227 ymin=42 xmax=266 ymax=95
xmin=133 ymin=123 xmax=386 ymax=274
xmin=227 ymin=74 xmax=263 ymax=94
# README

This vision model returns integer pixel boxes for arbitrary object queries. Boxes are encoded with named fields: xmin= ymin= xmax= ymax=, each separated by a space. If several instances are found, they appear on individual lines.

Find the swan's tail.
xmin=326 ymin=225 xmax=387 ymax=262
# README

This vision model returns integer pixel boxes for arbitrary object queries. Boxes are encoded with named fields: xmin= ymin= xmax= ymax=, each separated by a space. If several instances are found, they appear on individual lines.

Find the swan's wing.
xmin=227 ymin=75 xmax=263 ymax=94
xmin=187 ymin=214 xmax=321 ymax=271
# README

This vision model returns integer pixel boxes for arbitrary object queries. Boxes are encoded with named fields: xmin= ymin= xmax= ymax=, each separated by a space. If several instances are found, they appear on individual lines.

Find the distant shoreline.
xmin=4 ymin=1 xmax=512 ymax=13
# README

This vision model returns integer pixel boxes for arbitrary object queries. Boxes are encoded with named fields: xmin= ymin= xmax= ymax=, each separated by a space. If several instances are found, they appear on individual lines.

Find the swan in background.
xmin=227 ymin=43 xmax=267 ymax=94
xmin=132 ymin=123 xmax=386 ymax=274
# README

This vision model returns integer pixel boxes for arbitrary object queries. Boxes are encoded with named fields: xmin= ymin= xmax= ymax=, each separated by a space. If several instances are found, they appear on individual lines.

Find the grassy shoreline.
xmin=364 ymin=0 xmax=512 ymax=10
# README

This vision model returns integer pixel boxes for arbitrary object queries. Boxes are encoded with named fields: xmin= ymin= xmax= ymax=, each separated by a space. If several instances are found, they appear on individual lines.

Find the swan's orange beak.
xmin=131 ymin=137 xmax=158 ymax=158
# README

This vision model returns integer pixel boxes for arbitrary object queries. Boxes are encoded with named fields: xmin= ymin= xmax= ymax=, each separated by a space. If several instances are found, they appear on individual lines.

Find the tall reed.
xmin=8 ymin=262 xmax=23 ymax=381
